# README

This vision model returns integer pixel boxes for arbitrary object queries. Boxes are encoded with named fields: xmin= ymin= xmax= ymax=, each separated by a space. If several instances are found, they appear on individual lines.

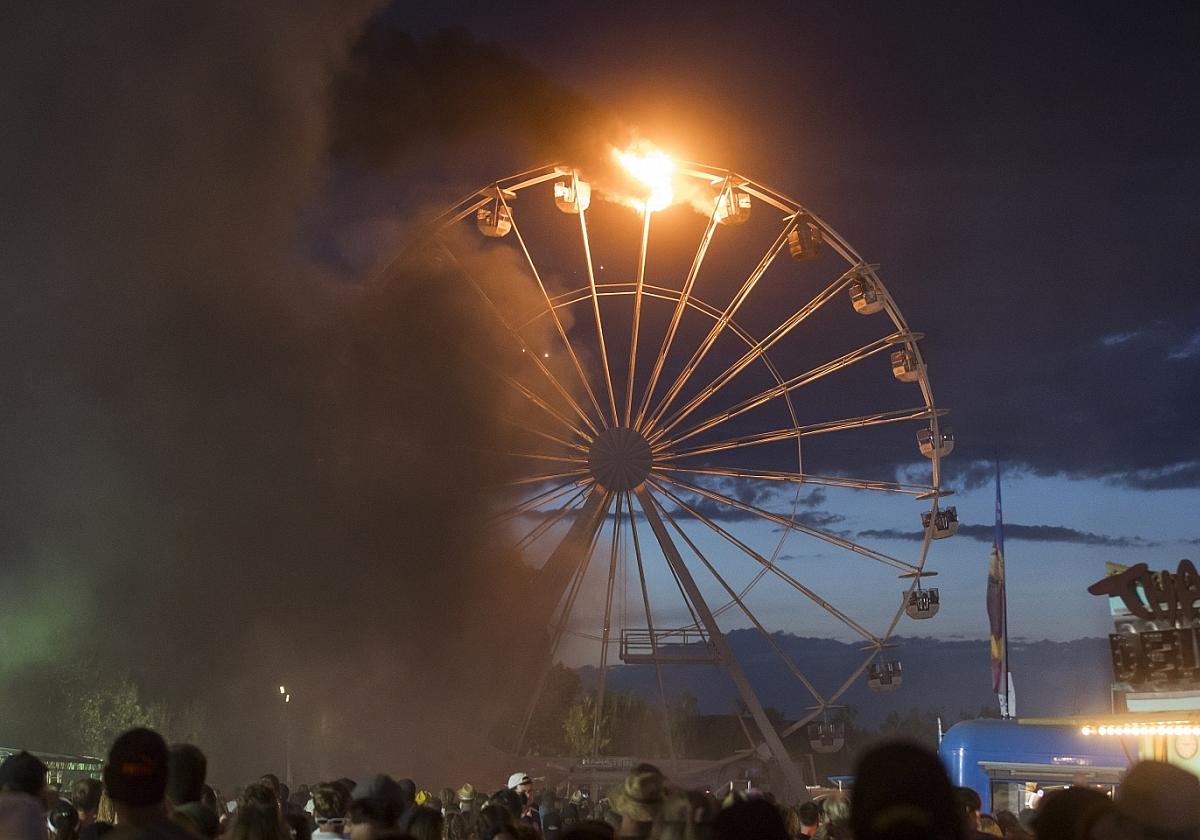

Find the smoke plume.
xmin=0 ymin=2 xmax=604 ymax=786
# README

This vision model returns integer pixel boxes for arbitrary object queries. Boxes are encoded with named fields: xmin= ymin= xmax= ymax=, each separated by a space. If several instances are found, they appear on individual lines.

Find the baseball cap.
xmin=508 ymin=772 xmax=531 ymax=789
xmin=103 ymin=728 xmax=169 ymax=807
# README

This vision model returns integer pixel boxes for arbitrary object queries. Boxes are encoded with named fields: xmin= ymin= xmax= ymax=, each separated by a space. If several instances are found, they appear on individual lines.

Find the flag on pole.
xmin=986 ymin=462 xmax=1006 ymax=695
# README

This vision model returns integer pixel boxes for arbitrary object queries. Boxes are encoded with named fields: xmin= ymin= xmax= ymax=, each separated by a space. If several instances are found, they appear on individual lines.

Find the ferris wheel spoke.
xmin=657 ymin=330 xmax=911 ymax=449
xmin=639 ymin=219 xmax=793 ymax=437
xmin=648 ymin=478 xmax=881 ymax=643
xmin=650 ymin=484 xmax=829 ymax=706
xmin=513 ymin=503 xmax=601 ymax=754
xmin=657 ymin=465 xmax=934 ymax=496
xmin=499 ymin=372 xmax=593 ymax=443
xmin=504 ymin=194 xmax=608 ymax=431
xmin=653 ymin=473 xmax=919 ymax=576
xmin=492 ymin=477 xmax=590 ymax=523
xmin=579 ymin=209 xmax=620 ymax=426
xmin=505 ymin=468 xmax=591 ymax=488
xmin=501 ymin=450 xmax=588 ymax=466
xmin=633 ymin=179 xmax=726 ymax=431
xmin=625 ymin=491 xmax=678 ymax=762
xmin=510 ymin=484 xmax=592 ymax=554
xmin=647 ymin=269 xmax=861 ymax=445
xmin=778 ymin=652 xmax=882 ymax=739
xmin=592 ymin=492 xmax=625 ymax=754
xmin=496 ymin=414 xmax=590 ymax=455
xmin=654 ymin=406 xmax=942 ymax=461
xmin=623 ymin=212 xmax=652 ymax=426
xmin=440 ymin=242 xmax=600 ymax=438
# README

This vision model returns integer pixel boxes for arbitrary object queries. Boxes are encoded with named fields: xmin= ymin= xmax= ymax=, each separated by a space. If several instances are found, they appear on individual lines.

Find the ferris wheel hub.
xmin=587 ymin=426 xmax=653 ymax=491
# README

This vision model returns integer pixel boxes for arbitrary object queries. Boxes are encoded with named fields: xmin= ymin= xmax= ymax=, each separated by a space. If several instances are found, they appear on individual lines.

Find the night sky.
xmin=2 ymin=0 xmax=1198 ymax=780
xmin=357 ymin=0 xmax=1200 ymax=643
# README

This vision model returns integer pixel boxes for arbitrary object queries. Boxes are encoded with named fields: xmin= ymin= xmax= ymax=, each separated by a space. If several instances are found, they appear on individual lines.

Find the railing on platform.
xmin=619 ymin=628 xmax=720 ymax=664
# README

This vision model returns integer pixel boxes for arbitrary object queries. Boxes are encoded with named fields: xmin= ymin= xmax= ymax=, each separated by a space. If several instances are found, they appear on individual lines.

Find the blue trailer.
xmin=938 ymin=719 xmax=1130 ymax=813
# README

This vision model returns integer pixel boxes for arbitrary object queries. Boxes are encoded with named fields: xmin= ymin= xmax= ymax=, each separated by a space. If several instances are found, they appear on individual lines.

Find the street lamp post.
xmin=279 ymin=685 xmax=292 ymax=789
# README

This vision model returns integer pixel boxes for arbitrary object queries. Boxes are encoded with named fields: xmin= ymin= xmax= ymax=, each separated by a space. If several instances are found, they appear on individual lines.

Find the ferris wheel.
xmin=432 ymin=153 xmax=955 ymax=794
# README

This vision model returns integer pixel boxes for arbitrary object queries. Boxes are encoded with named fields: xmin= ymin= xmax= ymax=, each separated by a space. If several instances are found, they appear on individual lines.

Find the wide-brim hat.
xmin=608 ymin=768 xmax=666 ymax=823
xmin=457 ymin=783 xmax=475 ymax=802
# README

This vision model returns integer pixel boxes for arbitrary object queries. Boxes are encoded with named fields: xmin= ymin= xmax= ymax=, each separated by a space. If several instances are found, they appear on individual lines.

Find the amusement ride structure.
xmin=432 ymin=151 xmax=955 ymax=795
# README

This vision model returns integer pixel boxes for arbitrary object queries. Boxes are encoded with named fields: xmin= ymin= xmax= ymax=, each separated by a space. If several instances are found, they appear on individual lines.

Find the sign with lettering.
xmin=1088 ymin=560 xmax=1200 ymax=625
xmin=1089 ymin=560 xmax=1200 ymax=690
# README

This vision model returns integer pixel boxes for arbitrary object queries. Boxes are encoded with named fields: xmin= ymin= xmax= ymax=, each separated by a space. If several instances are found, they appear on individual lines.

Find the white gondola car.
xmin=890 ymin=348 xmax=920 ymax=382
xmin=553 ymin=178 xmax=591 ymax=214
xmin=849 ymin=275 xmax=885 ymax=315
xmin=905 ymin=587 xmax=940 ymax=620
xmin=868 ymin=661 xmax=903 ymax=693
xmin=917 ymin=427 xmax=955 ymax=458
xmin=476 ymin=197 xmax=513 ymax=237
xmin=787 ymin=215 xmax=822 ymax=260
xmin=715 ymin=187 xmax=752 ymax=225
xmin=922 ymin=507 xmax=958 ymax=540
xmin=808 ymin=721 xmax=845 ymax=754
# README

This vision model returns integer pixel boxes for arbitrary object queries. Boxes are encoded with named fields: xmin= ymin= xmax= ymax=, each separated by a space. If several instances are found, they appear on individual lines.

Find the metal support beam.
xmin=633 ymin=487 xmax=807 ymax=801
xmin=509 ymin=488 xmax=613 ymax=750
xmin=532 ymin=488 xmax=613 ymax=623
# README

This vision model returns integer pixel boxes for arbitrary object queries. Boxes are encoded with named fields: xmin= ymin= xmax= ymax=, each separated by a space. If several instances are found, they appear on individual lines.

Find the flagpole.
xmin=997 ymin=457 xmax=1011 ymax=719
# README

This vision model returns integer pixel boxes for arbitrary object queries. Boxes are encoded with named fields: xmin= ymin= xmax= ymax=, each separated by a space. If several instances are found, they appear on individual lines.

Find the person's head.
xmin=0 ymin=750 xmax=49 ymax=805
xmin=397 ymin=778 xmax=417 ymax=811
xmin=103 ymin=727 xmax=170 ymax=814
xmin=823 ymin=796 xmax=850 ymax=828
xmin=176 ymin=801 xmax=222 ymax=838
xmin=491 ymin=788 xmax=522 ymax=820
xmin=167 ymin=743 xmax=207 ymax=805
xmin=440 ymin=788 xmax=457 ymax=813
xmin=51 ymin=798 xmax=81 ymax=840
xmin=1088 ymin=760 xmax=1200 ymax=840
xmin=259 ymin=774 xmax=282 ymax=799
xmin=228 ymin=802 xmax=291 ymax=840
xmin=478 ymin=802 xmax=516 ymax=840
xmin=350 ymin=797 xmax=402 ymax=839
xmin=351 ymin=774 xmax=405 ymax=837
xmin=714 ymin=799 xmax=788 ymax=840
xmin=851 ymin=741 xmax=962 ymax=840
xmin=313 ymin=782 xmax=351 ymax=826
xmin=241 ymin=782 xmax=281 ymax=813
xmin=96 ymin=788 xmax=117 ymax=824
xmin=954 ymin=787 xmax=982 ymax=832
xmin=201 ymin=784 xmax=221 ymax=815
xmin=978 ymin=814 xmax=1002 ymax=837
xmin=798 ymin=800 xmax=820 ymax=831
xmin=457 ymin=784 xmax=476 ymax=813
xmin=607 ymin=765 xmax=666 ymax=832
xmin=1031 ymin=787 xmax=1111 ymax=840
xmin=508 ymin=772 xmax=533 ymax=801
xmin=406 ymin=805 xmax=445 ymax=840
xmin=994 ymin=810 xmax=1022 ymax=836
xmin=70 ymin=777 xmax=102 ymax=823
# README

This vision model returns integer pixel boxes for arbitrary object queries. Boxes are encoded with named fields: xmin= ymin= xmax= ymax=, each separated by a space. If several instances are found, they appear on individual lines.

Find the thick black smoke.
xmin=0 ymin=2 xmax=595 ymax=786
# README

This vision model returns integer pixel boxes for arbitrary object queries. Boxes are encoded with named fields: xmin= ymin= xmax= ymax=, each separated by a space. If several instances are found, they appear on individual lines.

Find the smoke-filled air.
xmin=0 ymin=2 xmax=632 ymax=786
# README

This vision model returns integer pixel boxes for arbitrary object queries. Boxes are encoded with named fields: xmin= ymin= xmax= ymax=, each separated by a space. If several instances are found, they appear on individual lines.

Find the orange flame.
xmin=613 ymin=145 xmax=675 ymax=212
